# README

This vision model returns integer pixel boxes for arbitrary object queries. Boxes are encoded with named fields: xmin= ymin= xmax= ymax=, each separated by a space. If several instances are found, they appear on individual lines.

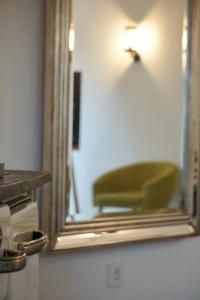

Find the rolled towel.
xmin=0 ymin=204 xmax=11 ymax=300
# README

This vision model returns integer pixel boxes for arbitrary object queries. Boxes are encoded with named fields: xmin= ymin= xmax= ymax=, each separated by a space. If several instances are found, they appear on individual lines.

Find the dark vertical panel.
xmin=72 ymin=71 xmax=81 ymax=149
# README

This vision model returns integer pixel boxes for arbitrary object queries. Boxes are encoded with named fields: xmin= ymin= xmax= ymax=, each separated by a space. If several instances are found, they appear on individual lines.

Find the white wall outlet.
xmin=106 ymin=263 xmax=124 ymax=288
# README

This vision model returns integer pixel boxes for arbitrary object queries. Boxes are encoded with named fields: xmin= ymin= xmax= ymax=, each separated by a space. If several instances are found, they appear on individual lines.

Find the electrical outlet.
xmin=106 ymin=263 xmax=124 ymax=288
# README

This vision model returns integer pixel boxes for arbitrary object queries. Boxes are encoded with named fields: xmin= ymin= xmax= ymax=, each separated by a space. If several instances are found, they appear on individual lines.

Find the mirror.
xmin=42 ymin=0 xmax=200 ymax=253
xmin=67 ymin=0 xmax=186 ymax=222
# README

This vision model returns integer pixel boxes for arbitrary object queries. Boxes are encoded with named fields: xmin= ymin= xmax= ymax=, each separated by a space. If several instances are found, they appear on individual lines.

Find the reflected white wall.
xmin=71 ymin=0 xmax=185 ymax=220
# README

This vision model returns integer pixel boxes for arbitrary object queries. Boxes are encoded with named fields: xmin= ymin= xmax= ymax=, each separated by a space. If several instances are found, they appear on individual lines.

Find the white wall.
xmin=72 ymin=0 xmax=185 ymax=219
xmin=0 ymin=0 xmax=44 ymax=170
xmin=40 ymin=238 xmax=200 ymax=300
xmin=1 ymin=1 xmax=200 ymax=300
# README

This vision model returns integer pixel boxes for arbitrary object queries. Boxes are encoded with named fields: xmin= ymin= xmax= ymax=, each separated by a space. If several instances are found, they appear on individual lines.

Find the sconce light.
xmin=69 ymin=26 xmax=75 ymax=52
xmin=124 ymin=26 xmax=140 ymax=62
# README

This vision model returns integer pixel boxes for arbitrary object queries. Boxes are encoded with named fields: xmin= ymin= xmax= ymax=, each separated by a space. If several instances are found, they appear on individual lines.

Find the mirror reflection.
xmin=67 ymin=0 xmax=187 ymax=222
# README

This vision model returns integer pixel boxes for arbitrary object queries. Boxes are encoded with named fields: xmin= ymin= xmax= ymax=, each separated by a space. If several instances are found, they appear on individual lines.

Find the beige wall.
xmin=0 ymin=1 xmax=200 ymax=300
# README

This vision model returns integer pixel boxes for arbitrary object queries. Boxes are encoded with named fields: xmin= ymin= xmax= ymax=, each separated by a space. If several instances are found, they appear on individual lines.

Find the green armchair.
xmin=93 ymin=162 xmax=180 ymax=215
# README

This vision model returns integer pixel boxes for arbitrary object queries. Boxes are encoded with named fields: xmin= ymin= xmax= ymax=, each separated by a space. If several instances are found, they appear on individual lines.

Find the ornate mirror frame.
xmin=41 ymin=0 xmax=200 ymax=254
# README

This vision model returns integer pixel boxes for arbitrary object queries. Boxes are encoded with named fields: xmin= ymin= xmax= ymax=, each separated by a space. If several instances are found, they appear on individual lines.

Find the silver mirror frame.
xmin=41 ymin=0 xmax=200 ymax=254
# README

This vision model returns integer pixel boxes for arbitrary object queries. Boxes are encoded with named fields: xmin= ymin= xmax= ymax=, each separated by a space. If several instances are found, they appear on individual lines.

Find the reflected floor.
xmin=66 ymin=202 xmax=183 ymax=223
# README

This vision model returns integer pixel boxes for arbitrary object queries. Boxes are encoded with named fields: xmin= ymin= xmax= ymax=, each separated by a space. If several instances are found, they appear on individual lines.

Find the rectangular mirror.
xmin=41 ymin=0 xmax=200 ymax=253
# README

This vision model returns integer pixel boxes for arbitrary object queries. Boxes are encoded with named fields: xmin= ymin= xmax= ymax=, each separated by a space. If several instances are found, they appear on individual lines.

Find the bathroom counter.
xmin=0 ymin=170 xmax=51 ymax=202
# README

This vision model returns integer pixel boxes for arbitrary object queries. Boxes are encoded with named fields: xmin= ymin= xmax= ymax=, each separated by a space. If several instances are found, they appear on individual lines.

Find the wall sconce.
xmin=124 ymin=26 xmax=140 ymax=62
xmin=69 ymin=26 xmax=75 ymax=52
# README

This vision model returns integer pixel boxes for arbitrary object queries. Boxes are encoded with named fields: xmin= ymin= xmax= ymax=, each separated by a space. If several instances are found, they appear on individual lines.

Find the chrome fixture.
xmin=0 ymin=249 xmax=27 ymax=273
xmin=15 ymin=231 xmax=48 ymax=256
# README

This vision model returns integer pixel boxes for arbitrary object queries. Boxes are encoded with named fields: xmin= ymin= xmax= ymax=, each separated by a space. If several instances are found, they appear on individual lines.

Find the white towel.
xmin=10 ymin=202 xmax=38 ymax=246
xmin=7 ymin=202 xmax=39 ymax=300
xmin=7 ymin=254 xmax=39 ymax=300
xmin=0 ymin=204 xmax=11 ymax=300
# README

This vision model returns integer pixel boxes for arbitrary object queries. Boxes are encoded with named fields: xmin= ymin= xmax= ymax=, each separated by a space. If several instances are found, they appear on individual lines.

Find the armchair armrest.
xmin=142 ymin=168 xmax=179 ymax=210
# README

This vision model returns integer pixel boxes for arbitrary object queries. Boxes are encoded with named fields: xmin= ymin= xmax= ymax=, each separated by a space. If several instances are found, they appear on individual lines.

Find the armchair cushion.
xmin=94 ymin=191 xmax=143 ymax=208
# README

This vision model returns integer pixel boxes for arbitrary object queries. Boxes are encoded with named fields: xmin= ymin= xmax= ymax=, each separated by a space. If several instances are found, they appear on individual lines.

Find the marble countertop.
xmin=0 ymin=170 xmax=51 ymax=202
